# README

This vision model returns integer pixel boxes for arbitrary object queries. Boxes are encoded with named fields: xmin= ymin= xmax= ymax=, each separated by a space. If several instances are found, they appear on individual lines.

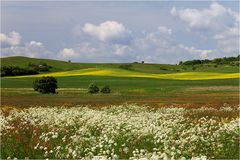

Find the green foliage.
xmin=160 ymin=67 xmax=167 ymax=71
xmin=28 ymin=62 xmax=52 ymax=72
xmin=88 ymin=83 xmax=99 ymax=94
xmin=1 ymin=66 xmax=39 ymax=77
xmin=1 ymin=62 xmax=52 ymax=77
xmin=180 ymin=55 xmax=239 ymax=66
xmin=182 ymin=59 xmax=203 ymax=65
xmin=101 ymin=85 xmax=111 ymax=93
xmin=33 ymin=76 xmax=58 ymax=94
xmin=119 ymin=64 xmax=133 ymax=70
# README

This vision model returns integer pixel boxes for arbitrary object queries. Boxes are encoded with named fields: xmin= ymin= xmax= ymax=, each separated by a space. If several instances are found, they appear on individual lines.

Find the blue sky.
xmin=1 ymin=1 xmax=239 ymax=63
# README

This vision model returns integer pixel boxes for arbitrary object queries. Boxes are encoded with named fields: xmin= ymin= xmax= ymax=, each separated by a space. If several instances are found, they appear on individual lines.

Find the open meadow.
xmin=1 ymin=56 xmax=239 ymax=107
xmin=1 ymin=1 xmax=240 ymax=159
xmin=1 ymin=104 xmax=239 ymax=159
xmin=1 ymin=56 xmax=239 ymax=159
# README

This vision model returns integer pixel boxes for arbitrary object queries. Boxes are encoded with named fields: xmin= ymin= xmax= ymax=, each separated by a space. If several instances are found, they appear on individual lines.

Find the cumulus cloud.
xmin=171 ymin=2 xmax=239 ymax=56
xmin=59 ymin=48 xmax=76 ymax=58
xmin=82 ymin=21 xmax=131 ymax=44
xmin=0 ymin=31 xmax=21 ymax=46
xmin=62 ymin=26 xmax=217 ymax=64
xmin=158 ymin=26 xmax=172 ymax=35
xmin=213 ymin=25 xmax=239 ymax=53
xmin=132 ymin=31 xmax=211 ymax=63
xmin=171 ymin=2 xmax=232 ymax=29
xmin=113 ymin=44 xmax=132 ymax=56
xmin=57 ymin=41 xmax=135 ymax=63
xmin=1 ymin=40 xmax=52 ymax=58
xmin=178 ymin=44 xmax=213 ymax=59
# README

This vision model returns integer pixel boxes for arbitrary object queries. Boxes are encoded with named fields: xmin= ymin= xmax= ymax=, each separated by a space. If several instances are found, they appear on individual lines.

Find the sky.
xmin=1 ymin=1 xmax=239 ymax=64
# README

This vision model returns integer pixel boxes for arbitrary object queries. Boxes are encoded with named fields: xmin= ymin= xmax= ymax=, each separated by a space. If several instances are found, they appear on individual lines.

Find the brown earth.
xmin=1 ymin=92 xmax=239 ymax=109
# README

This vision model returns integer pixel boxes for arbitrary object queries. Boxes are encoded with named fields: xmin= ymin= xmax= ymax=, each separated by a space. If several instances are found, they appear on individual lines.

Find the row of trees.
xmin=179 ymin=55 xmax=239 ymax=65
xmin=1 ymin=63 xmax=52 ymax=77
xmin=33 ymin=76 xmax=111 ymax=94
xmin=88 ymin=83 xmax=111 ymax=94
xmin=1 ymin=66 xmax=39 ymax=77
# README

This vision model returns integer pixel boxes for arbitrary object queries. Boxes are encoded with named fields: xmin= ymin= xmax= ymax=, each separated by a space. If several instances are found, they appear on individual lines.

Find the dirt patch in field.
xmin=1 ymin=91 xmax=239 ymax=109
xmin=186 ymin=86 xmax=239 ymax=91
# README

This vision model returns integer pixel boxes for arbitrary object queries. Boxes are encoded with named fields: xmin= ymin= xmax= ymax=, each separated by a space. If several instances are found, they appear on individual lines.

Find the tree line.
xmin=179 ymin=55 xmax=239 ymax=65
xmin=1 ymin=63 xmax=52 ymax=77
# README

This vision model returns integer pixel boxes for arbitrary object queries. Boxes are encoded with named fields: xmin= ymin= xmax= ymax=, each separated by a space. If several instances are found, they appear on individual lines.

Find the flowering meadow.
xmin=1 ymin=104 xmax=239 ymax=159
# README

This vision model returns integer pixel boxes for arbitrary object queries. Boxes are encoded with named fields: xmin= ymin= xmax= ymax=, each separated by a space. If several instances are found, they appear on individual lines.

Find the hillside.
xmin=0 ymin=56 xmax=99 ymax=72
xmin=1 ymin=56 xmax=239 ymax=107
xmin=1 ymin=56 xmax=239 ymax=74
xmin=6 ymin=68 xmax=239 ymax=80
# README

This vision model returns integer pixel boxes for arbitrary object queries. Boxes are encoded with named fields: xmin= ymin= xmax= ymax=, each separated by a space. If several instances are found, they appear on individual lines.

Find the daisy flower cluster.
xmin=1 ymin=104 xmax=239 ymax=159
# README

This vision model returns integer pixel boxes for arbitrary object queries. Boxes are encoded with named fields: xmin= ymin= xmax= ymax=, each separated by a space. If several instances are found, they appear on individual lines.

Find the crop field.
xmin=5 ymin=68 xmax=240 ymax=80
xmin=1 ymin=57 xmax=239 ymax=107
xmin=1 ymin=76 xmax=239 ymax=107
xmin=1 ymin=104 xmax=239 ymax=159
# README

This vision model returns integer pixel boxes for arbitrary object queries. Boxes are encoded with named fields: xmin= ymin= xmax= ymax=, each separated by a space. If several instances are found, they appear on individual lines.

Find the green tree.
xmin=33 ymin=76 xmax=58 ymax=94
xmin=101 ymin=85 xmax=111 ymax=93
xmin=88 ymin=83 xmax=99 ymax=94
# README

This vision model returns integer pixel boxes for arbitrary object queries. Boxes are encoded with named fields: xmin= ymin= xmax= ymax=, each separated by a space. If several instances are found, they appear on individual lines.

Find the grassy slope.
xmin=1 ymin=76 xmax=239 ymax=107
xmin=1 ymin=56 xmax=239 ymax=107
xmin=1 ymin=56 xmax=239 ymax=73
xmin=5 ymin=68 xmax=239 ymax=80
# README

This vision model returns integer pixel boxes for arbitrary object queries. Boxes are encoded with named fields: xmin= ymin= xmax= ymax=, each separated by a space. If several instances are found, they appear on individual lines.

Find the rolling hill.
xmin=5 ymin=68 xmax=239 ymax=80
xmin=1 ymin=56 xmax=239 ymax=107
xmin=1 ymin=56 xmax=239 ymax=74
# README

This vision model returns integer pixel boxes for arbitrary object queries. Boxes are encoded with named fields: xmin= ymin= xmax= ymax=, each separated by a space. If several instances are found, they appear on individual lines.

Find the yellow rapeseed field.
xmin=6 ymin=68 xmax=240 ymax=80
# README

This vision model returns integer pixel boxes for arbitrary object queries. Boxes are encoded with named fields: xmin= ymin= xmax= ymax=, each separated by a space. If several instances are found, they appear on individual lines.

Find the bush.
xmin=119 ymin=64 xmax=133 ymax=70
xmin=33 ymin=76 xmax=57 ymax=94
xmin=1 ymin=66 xmax=39 ymax=77
xmin=101 ymin=85 xmax=111 ymax=93
xmin=28 ymin=62 xmax=52 ymax=72
xmin=160 ymin=67 xmax=167 ymax=70
xmin=88 ymin=83 xmax=99 ymax=94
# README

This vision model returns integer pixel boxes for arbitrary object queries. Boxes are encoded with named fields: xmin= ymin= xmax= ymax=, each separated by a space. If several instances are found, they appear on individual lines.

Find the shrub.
xmin=101 ymin=85 xmax=111 ymax=93
xmin=160 ymin=67 xmax=167 ymax=70
xmin=119 ymin=64 xmax=133 ymax=70
xmin=1 ymin=66 xmax=39 ymax=77
xmin=33 ymin=76 xmax=57 ymax=94
xmin=28 ymin=62 xmax=52 ymax=72
xmin=88 ymin=83 xmax=99 ymax=94
xmin=192 ymin=66 xmax=197 ymax=71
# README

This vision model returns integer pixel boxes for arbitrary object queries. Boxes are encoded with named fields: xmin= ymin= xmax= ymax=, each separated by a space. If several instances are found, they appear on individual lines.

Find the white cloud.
xmin=57 ymin=42 xmax=135 ymax=63
xmin=213 ymin=9 xmax=239 ymax=55
xmin=158 ymin=26 xmax=172 ymax=35
xmin=1 ymin=40 xmax=52 ymax=58
xmin=132 ymin=29 xmax=215 ymax=63
xmin=82 ymin=21 xmax=131 ymax=44
xmin=0 ymin=31 xmax=21 ymax=46
xmin=59 ymin=48 xmax=76 ymax=58
xmin=171 ymin=2 xmax=239 ymax=57
xmin=113 ymin=44 xmax=132 ymax=56
xmin=178 ymin=44 xmax=213 ymax=59
xmin=171 ymin=2 xmax=231 ymax=29
xmin=213 ymin=25 xmax=239 ymax=54
xmin=61 ymin=26 xmax=219 ymax=64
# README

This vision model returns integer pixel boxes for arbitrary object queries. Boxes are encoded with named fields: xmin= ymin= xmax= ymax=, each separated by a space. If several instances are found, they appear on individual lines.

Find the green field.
xmin=1 ymin=56 xmax=239 ymax=107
